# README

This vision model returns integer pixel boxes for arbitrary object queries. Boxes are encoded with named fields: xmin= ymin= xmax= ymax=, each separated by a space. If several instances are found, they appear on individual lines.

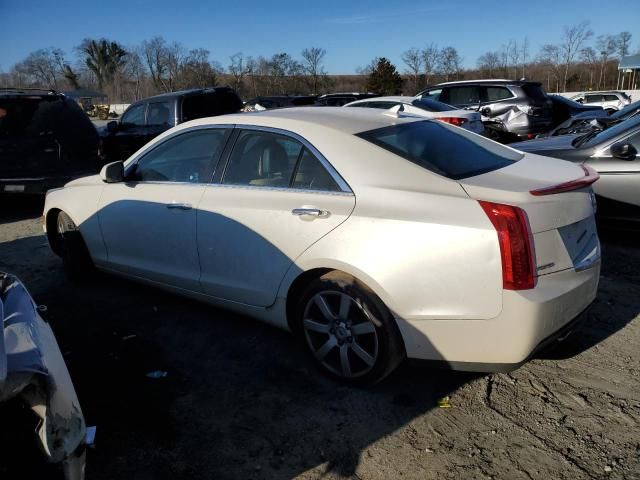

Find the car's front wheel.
xmin=55 ymin=211 xmax=93 ymax=279
xmin=296 ymin=271 xmax=405 ymax=385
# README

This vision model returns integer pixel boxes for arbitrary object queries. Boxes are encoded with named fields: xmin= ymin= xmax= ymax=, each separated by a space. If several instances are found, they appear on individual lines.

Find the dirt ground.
xmin=0 ymin=197 xmax=638 ymax=480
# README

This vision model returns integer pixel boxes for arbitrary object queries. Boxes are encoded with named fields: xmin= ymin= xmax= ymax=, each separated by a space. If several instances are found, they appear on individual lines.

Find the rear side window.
xmin=521 ymin=84 xmax=547 ymax=101
xmin=585 ymin=95 xmax=603 ymax=103
xmin=485 ymin=87 xmax=513 ymax=102
xmin=292 ymin=150 xmax=340 ymax=191
xmin=420 ymin=89 xmax=442 ymax=101
xmin=411 ymin=98 xmax=453 ymax=112
xmin=356 ymin=120 xmax=522 ymax=180
xmin=604 ymin=94 xmax=619 ymax=102
xmin=445 ymin=86 xmax=480 ymax=105
xmin=181 ymin=91 xmax=243 ymax=121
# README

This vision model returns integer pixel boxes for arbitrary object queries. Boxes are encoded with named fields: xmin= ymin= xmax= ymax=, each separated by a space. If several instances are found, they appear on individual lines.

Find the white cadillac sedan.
xmin=44 ymin=107 xmax=601 ymax=384
xmin=343 ymin=96 xmax=485 ymax=134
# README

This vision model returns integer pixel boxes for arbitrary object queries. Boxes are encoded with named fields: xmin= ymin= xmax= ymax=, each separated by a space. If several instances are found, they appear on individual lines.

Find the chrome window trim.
xmin=225 ymin=124 xmax=353 ymax=194
xmin=203 ymin=183 xmax=354 ymax=197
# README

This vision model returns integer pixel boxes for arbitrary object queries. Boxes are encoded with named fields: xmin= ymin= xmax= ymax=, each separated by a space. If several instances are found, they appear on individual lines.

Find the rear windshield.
xmin=411 ymin=98 xmax=454 ymax=112
xmin=181 ymin=91 xmax=242 ymax=121
xmin=357 ymin=120 xmax=522 ymax=180
xmin=521 ymin=84 xmax=547 ymax=101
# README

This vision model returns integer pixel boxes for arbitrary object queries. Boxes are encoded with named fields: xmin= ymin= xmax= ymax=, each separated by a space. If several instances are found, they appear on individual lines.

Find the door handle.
xmin=291 ymin=208 xmax=326 ymax=217
xmin=166 ymin=202 xmax=192 ymax=210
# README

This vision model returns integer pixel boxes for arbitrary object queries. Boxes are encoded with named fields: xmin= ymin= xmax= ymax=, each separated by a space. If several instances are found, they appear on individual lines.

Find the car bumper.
xmin=396 ymin=261 xmax=600 ymax=371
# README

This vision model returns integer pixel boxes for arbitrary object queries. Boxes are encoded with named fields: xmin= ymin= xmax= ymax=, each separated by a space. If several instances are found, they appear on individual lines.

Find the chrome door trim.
xmin=202 ymin=183 xmax=354 ymax=197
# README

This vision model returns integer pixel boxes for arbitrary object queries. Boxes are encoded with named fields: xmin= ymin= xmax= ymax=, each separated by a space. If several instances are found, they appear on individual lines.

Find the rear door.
xmin=197 ymin=127 xmax=355 ymax=306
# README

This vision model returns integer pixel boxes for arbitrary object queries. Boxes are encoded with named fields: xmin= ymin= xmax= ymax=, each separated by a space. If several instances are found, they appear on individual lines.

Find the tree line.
xmin=0 ymin=23 xmax=635 ymax=103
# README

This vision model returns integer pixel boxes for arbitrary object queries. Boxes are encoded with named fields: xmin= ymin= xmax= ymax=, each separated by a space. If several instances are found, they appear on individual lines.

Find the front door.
xmin=197 ymin=128 xmax=356 ymax=306
xmin=98 ymin=127 xmax=231 ymax=291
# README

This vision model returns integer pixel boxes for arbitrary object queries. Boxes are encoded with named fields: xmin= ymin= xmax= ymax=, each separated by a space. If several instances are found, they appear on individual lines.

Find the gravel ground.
xmin=0 ymin=197 xmax=638 ymax=480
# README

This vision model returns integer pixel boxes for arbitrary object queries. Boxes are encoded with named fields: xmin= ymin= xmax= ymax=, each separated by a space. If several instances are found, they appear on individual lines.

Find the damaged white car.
xmin=0 ymin=272 xmax=86 ymax=480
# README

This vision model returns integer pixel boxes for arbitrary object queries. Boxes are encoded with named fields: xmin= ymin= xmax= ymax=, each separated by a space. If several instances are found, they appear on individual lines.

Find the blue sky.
xmin=1 ymin=0 xmax=638 ymax=74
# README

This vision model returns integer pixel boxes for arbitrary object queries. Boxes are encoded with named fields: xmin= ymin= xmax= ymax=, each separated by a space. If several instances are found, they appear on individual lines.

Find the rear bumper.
xmin=397 ymin=261 xmax=600 ymax=371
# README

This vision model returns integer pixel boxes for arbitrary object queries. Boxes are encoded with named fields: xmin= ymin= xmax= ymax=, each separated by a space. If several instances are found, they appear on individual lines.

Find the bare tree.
xmin=559 ymin=22 xmax=593 ymax=91
xmin=301 ymin=47 xmax=327 ymax=93
xmin=228 ymin=52 xmax=252 ymax=95
xmin=79 ymin=39 xmax=127 ymax=91
xmin=520 ymin=37 xmax=530 ymax=78
xmin=477 ymin=52 xmax=501 ymax=78
xmin=538 ymin=44 xmax=563 ymax=92
xmin=142 ymin=36 xmax=169 ymax=91
xmin=401 ymin=47 xmax=422 ymax=93
xmin=438 ymin=47 xmax=462 ymax=82
xmin=580 ymin=46 xmax=598 ymax=90
xmin=14 ymin=48 xmax=67 ymax=88
xmin=421 ymin=43 xmax=439 ymax=85
xmin=507 ymin=40 xmax=520 ymax=79
xmin=596 ymin=34 xmax=618 ymax=89
xmin=617 ymin=31 xmax=632 ymax=57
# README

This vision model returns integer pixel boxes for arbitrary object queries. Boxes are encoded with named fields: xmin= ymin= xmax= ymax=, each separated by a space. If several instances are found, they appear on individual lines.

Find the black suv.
xmin=416 ymin=80 xmax=553 ymax=142
xmin=0 ymin=88 xmax=99 ymax=194
xmin=100 ymin=87 xmax=242 ymax=162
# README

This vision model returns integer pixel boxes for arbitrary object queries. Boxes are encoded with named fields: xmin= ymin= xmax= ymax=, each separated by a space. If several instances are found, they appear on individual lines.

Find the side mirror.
xmin=100 ymin=161 xmax=124 ymax=183
xmin=481 ymin=107 xmax=492 ymax=116
xmin=610 ymin=142 xmax=638 ymax=161
xmin=106 ymin=121 xmax=118 ymax=133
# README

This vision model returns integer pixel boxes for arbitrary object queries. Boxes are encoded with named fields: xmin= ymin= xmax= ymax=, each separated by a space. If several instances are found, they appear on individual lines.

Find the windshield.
xmin=411 ymin=98 xmax=454 ymax=112
xmin=356 ymin=120 xmax=522 ymax=180
xmin=583 ymin=114 xmax=640 ymax=147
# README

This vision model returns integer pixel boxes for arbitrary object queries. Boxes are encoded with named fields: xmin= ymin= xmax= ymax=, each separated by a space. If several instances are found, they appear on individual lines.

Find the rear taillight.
xmin=436 ymin=117 xmax=468 ymax=127
xmin=530 ymin=165 xmax=599 ymax=196
xmin=479 ymin=201 xmax=535 ymax=290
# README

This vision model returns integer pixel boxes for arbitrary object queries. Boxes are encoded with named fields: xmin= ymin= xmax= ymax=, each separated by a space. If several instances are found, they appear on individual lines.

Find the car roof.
xmin=179 ymin=106 xmax=423 ymax=135
xmin=138 ymin=86 xmax=236 ymax=102
xmin=426 ymin=79 xmax=541 ymax=88
xmin=0 ymin=87 xmax=61 ymax=97
xmin=348 ymin=96 xmax=414 ymax=104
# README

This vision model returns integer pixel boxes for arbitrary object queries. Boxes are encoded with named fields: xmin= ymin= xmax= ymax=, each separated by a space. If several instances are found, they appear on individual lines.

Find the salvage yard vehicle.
xmin=315 ymin=92 xmax=379 ymax=106
xmin=572 ymin=91 xmax=631 ymax=115
xmin=546 ymin=99 xmax=640 ymax=137
xmin=0 ymin=272 xmax=86 ymax=479
xmin=416 ymin=79 xmax=554 ymax=142
xmin=44 ymin=107 xmax=600 ymax=384
xmin=513 ymin=114 xmax=640 ymax=226
xmin=0 ymin=88 xmax=99 ymax=194
xmin=344 ymin=96 xmax=485 ymax=134
xmin=99 ymin=87 xmax=243 ymax=162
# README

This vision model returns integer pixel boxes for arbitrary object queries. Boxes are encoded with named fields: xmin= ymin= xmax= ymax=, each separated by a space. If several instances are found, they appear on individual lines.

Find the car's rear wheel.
xmin=56 ymin=211 xmax=93 ymax=279
xmin=296 ymin=271 xmax=405 ymax=385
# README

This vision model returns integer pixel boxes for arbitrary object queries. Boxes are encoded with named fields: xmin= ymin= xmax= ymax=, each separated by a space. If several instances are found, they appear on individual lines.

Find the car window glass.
xmin=357 ymin=120 xmax=522 ymax=180
xmin=181 ymin=91 xmax=243 ymax=121
xmin=292 ymin=149 xmax=340 ymax=192
xmin=133 ymin=129 xmax=228 ymax=183
xmin=147 ymin=101 xmax=174 ymax=126
xmin=223 ymin=131 xmax=302 ymax=188
xmin=121 ymin=104 xmax=146 ymax=126
xmin=411 ymin=98 xmax=454 ymax=112
xmin=585 ymin=95 xmax=602 ymax=103
xmin=447 ymin=86 xmax=480 ymax=105
xmin=368 ymin=102 xmax=401 ymax=109
xmin=604 ymin=95 xmax=619 ymax=102
xmin=346 ymin=102 xmax=368 ymax=108
xmin=420 ymin=89 xmax=442 ymax=101
xmin=486 ymin=87 xmax=513 ymax=102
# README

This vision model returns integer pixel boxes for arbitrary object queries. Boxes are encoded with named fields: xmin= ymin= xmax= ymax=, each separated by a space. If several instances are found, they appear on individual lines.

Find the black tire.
xmin=56 ymin=211 xmax=93 ymax=279
xmin=295 ymin=271 xmax=405 ymax=385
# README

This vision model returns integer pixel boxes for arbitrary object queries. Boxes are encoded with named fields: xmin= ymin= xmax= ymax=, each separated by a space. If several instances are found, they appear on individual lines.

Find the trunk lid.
xmin=460 ymin=152 xmax=599 ymax=276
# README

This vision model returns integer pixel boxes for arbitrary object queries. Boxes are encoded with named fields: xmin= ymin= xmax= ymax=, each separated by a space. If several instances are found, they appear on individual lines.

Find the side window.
xmin=604 ymin=94 xmax=619 ymax=102
xmin=223 ymin=131 xmax=302 ymax=188
xmin=121 ymin=104 xmax=146 ymax=126
xmin=486 ymin=87 xmax=513 ymax=102
xmin=421 ymin=89 xmax=442 ymax=101
xmin=368 ymin=102 xmax=401 ymax=110
xmin=447 ymin=86 xmax=480 ymax=105
xmin=147 ymin=101 xmax=174 ymax=126
xmin=585 ymin=95 xmax=602 ymax=103
xmin=133 ymin=129 xmax=228 ymax=183
xmin=292 ymin=150 xmax=341 ymax=192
